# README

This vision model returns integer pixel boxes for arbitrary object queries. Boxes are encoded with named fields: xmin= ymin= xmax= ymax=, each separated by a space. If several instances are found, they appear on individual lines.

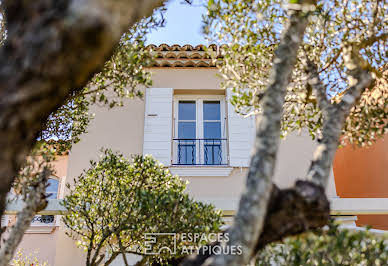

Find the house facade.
xmin=64 ymin=44 xmax=337 ymax=217
xmin=4 ymin=44 xmax=386 ymax=265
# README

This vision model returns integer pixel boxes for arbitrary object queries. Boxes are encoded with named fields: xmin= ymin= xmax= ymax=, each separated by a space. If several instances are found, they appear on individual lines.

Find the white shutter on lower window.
xmin=143 ymin=88 xmax=173 ymax=166
xmin=227 ymin=88 xmax=256 ymax=167
xmin=1 ymin=215 xmax=8 ymax=227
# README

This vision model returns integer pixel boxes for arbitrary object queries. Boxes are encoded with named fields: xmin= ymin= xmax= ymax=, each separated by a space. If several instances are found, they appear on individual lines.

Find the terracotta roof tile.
xmin=146 ymin=44 xmax=224 ymax=68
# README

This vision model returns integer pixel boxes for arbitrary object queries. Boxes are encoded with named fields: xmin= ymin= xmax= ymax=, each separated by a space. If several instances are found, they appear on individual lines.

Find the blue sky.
xmin=146 ymin=1 xmax=207 ymax=46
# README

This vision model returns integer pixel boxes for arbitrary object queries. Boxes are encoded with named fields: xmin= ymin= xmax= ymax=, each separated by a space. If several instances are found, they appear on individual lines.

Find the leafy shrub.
xmin=257 ymin=223 xmax=388 ymax=266
xmin=62 ymin=149 xmax=223 ymax=266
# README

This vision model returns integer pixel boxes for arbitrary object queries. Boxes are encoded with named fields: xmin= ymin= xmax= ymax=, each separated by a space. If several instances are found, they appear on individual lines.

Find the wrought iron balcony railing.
xmin=173 ymin=138 xmax=228 ymax=166
xmin=31 ymin=215 xmax=55 ymax=224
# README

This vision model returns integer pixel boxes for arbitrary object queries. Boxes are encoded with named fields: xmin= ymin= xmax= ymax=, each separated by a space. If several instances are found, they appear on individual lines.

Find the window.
xmin=173 ymin=97 xmax=227 ymax=165
xmin=1 ymin=215 xmax=8 ymax=227
xmin=177 ymin=101 xmax=196 ymax=164
xmin=30 ymin=178 xmax=59 ymax=229
xmin=46 ymin=178 xmax=59 ymax=199
xmin=203 ymin=101 xmax=223 ymax=165
xmin=144 ymin=88 xmax=254 ymax=170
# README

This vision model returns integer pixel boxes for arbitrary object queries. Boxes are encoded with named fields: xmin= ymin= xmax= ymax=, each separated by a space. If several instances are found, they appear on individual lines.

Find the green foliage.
xmin=204 ymin=0 xmax=387 ymax=145
xmin=40 ymin=95 xmax=92 ymax=153
xmin=342 ymin=70 xmax=387 ymax=146
xmin=85 ymin=35 xmax=154 ymax=109
xmin=257 ymin=223 xmax=388 ymax=265
xmin=12 ymin=142 xmax=56 ymax=201
xmin=11 ymin=250 xmax=48 ymax=266
xmin=62 ymin=150 xmax=223 ymax=266
xmin=40 ymin=6 xmax=167 ymax=152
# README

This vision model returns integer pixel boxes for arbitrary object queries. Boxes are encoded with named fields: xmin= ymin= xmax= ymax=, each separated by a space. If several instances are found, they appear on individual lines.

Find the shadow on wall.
xmin=333 ymin=134 xmax=388 ymax=230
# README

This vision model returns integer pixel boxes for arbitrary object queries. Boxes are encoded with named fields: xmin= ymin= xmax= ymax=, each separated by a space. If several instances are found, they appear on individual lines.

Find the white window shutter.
xmin=143 ymin=88 xmax=173 ymax=166
xmin=1 ymin=215 xmax=8 ymax=227
xmin=227 ymin=89 xmax=256 ymax=167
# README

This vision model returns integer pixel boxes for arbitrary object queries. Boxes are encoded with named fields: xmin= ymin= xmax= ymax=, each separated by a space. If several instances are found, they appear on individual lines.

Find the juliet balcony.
xmin=172 ymin=138 xmax=228 ymax=166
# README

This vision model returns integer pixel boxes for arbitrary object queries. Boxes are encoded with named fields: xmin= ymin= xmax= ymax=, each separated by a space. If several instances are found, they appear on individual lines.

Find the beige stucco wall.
xmin=17 ymin=68 xmax=335 ymax=265
xmin=14 ymin=232 xmax=58 ymax=265
xmin=52 ymin=156 xmax=69 ymax=180
xmin=65 ymin=69 xmax=333 ymax=206
xmin=59 ymin=69 xmax=234 ymax=264
xmin=151 ymin=69 xmax=337 ymax=197
xmin=274 ymin=130 xmax=337 ymax=197
xmin=151 ymin=68 xmax=222 ymax=90
xmin=65 ymin=95 xmax=146 ymax=190
xmin=65 ymin=68 xmax=223 ymax=188
xmin=52 ymin=88 xmax=148 ymax=265
xmin=54 ymin=225 xmax=86 ymax=266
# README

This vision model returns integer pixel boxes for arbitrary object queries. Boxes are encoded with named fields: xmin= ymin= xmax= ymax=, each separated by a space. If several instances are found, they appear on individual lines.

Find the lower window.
xmin=173 ymin=97 xmax=228 ymax=165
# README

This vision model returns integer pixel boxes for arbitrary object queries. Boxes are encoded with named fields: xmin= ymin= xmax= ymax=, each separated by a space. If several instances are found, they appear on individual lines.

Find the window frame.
xmin=45 ymin=177 xmax=60 ymax=200
xmin=29 ymin=176 xmax=60 ymax=231
xmin=173 ymin=95 xmax=227 ymax=165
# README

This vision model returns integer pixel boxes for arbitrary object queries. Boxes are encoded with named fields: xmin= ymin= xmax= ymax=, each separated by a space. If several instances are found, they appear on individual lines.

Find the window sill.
xmin=25 ymin=225 xmax=56 ymax=234
xmin=169 ymin=166 xmax=233 ymax=177
xmin=26 ymin=215 xmax=57 ymax=234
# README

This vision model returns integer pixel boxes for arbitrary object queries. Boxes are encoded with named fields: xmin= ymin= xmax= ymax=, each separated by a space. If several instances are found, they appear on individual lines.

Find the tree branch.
xmin=70 ymin=81 xmax=115 ymax=101
xmin=306 ymin=64 xmax=330 ymax=111
xmin=90 ymin=231 xmax=113 ymax=266
xmin=180 ymin=181 xmax=330 ymax=266
xmin=94 ymin=254 xmax=105 ymax=266
xmin=357 ymin=32 xmax=387 ymax=49
xmin=117 ymin=236 xmax=130 ymax=266
xmin=305 ymin=46 xmax=374 ymax=188
xmin=0 ymin=0 xmax=165 ymax=220
xmin=182 ymin=44 xmax=373 ymax=266
xmin=319 ymin=48 xmax=342 ymax=74
xmin=199 ymin=3 xmax=312 ymax=266
xmin=104 ymin=252 xmax=120 ymax=266
xmin=0 ymin=167 xmax=50 ymax=266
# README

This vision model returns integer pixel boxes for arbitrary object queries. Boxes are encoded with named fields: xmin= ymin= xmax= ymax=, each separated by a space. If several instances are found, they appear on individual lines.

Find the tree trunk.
xmin=181 ymin=54 xmax=373 ymax=265
xmin=180 ymin=181 xmax=330 ymax=266
xmin=203 ymin=3 xmax=311 ymax=265
xmin=0 ymin=0 xmax=165 ymax=218
xmin=182 ymin=9 xmax=376 ymax=266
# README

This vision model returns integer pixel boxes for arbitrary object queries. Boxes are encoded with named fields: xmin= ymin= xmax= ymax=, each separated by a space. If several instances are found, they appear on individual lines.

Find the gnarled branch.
xmin=180 ymin=181 xmax=330 ymax=266
xmin=0 ymin=167 xmax=50 ymax=266
xmin=200 ymin=3 xmax=312 ymax=266
xmin=0 ymin=0 xmax=165 ymax=219
xmin=306 ymin=46 xmax=374 ymax=187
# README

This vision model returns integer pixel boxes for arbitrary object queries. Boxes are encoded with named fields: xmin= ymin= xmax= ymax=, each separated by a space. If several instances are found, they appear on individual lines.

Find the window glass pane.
xmin=204 ymin=122 xmax=221 ymax=139
xmin=204 ymin=144 xmax=222 ymax=165
xmin=179 ymin=101 xmax=196 ymax=120
xmin=203 ymin=101 xmax=220 ymax=120
xmin=178 ymin=122 xmax=196 ymax=139
xmin=46 ymin=179 xmax=59 ymax=199
xmin=177 ymin=140 xmax=196 ymax=165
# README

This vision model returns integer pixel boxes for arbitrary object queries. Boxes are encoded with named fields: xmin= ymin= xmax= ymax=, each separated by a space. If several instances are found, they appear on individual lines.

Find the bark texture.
xmin=0 ymin=0 xmax=165 ymax=218
xmin=202 ymin=4 xmax=311 ymax=266
xmin=181 ymin=46 xmax=373 ymax=266
xmin=306 ymin=46 xmax=374 ymax=187
xmin=180 ymin=180 xmax=330 ymax=266
xmin=0 ymin=168 xmax=50 ymax=266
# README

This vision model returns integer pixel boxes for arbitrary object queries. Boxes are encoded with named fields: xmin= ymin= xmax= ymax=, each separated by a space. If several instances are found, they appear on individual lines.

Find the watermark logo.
xmin=144 ymin=233 xmax=177 ymax=255
xmin=143 ymin=232 xmax=242 ymax=256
